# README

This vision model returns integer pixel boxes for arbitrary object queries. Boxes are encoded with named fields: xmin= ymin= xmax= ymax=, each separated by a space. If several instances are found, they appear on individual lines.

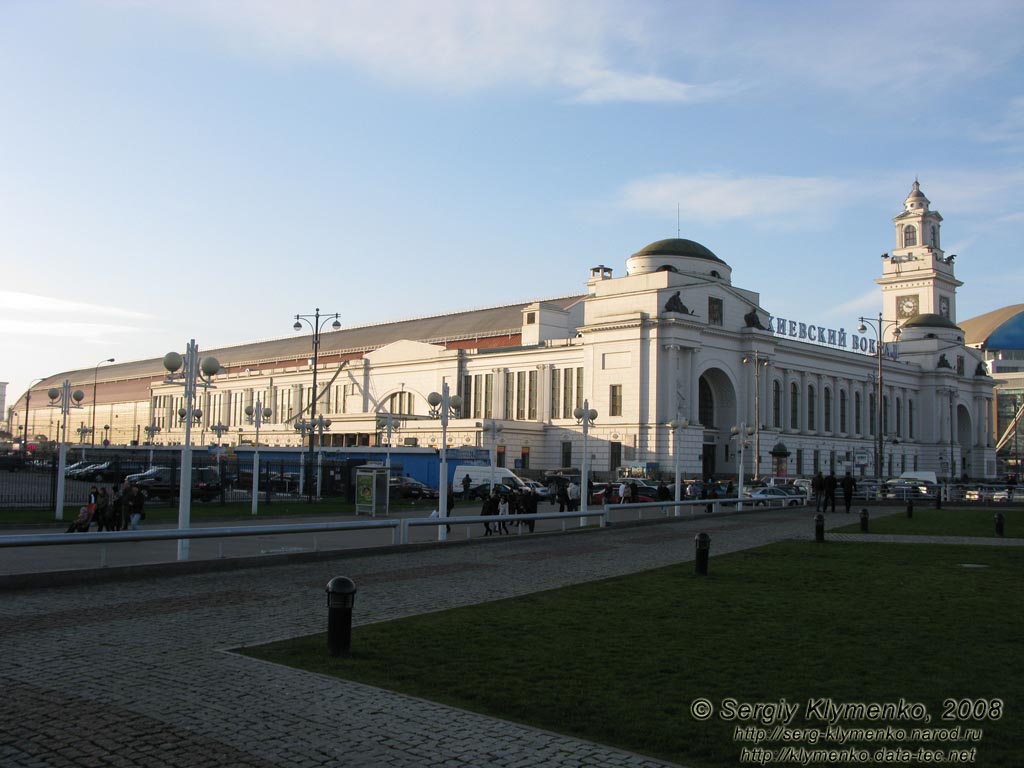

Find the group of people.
xmin=479 ymin=486 xmax=541 ymax=536
xmin=64 ymin=482 xmax=146 ymax=533
xmin=811 ymin=470 xmax=857 ymax=513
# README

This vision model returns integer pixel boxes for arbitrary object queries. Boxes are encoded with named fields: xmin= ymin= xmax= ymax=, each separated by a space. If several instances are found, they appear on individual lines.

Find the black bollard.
xmin=695 ymin=532 xmax=710 ymax=575
xmin=906 ymin=498 xmax=914 ymax=518
xmin=860 ymin=509 xmax=869 ymax=533
xmin=815 ymin=513 xmax=825 ymax=543
xmin=935 ymin=487 xmax=942 ymax=509
xmin=995 ymin=512 xmax=1005 ymax=538
xmin=326 ymin=576 xmax=358 ymax=657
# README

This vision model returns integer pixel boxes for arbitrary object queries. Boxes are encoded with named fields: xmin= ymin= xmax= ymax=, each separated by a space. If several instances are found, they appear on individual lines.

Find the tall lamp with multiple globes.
xmin=857 ymin=314 xmax=901 ymax=478
xmin=574 ymin=401 xmax=598 ymax=526
xmin=731 ymin=423 xmax=754 ymax=509
xmin=90 ymin=357 xmax=115 ymax=446
xmin=48 ymin=380 xmax=84 ymax=521
xmin=376 ymin=412 xmax=403 ymax=515
xmin=667 ymin=416 xmax=689 ymax=505
xmin=245 ymin=401 xmax=272 ymax=516
xmin=293 ymin=308 xmax=341 ymax=502
xmin=162 ymin=341 xmax=220 ymax=561
xmin=427 ymin=383 xmax=462 ymax=542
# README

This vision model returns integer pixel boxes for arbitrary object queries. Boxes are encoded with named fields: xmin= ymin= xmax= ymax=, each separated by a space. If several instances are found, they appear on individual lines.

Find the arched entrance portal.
xmin=697 ymin=368 xmax=738 ymax=480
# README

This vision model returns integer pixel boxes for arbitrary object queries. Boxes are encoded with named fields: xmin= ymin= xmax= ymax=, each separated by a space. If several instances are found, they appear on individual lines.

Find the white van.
xmin=453 ymin=465 xmax=527 ymax=495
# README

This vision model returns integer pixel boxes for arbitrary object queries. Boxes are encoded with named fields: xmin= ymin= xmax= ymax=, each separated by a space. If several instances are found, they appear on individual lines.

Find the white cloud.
xmin=618 ymin=173 xmax=852 ymax=226
xmin=129 ymin=0 xmax=726 ymax=103
xmin=0 ymin=290 xmax=151 ymax=320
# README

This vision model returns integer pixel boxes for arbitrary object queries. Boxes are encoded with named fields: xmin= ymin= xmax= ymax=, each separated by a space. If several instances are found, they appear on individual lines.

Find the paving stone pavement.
xmin=2 ymin=506 xmax=995 ymax=768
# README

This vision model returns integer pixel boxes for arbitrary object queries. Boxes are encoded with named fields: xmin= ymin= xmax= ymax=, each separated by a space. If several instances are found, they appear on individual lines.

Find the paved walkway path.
xmin=1 ymin=506 xmax=1010 ymax=768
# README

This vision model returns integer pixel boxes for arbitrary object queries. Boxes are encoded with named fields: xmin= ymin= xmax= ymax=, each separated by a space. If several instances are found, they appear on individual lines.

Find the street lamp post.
xmin=22 ymin=378 xmax=45 ymax=455
xmin=742 ymin=352 xmax=769 ymax=479
xmin=667 ymin=416 xmax=689 ymax=506
xmin=245 ymin=401 xmax=272 ymax=516
xmin=574 ymin=400 xmax=598 ymax=527
xmin=376 ymin=412 xmax=403 ymax=515
xmin=91 ymin=358 xmax=115 ymax=446
xmin=293 ymin=308 xmax=341 ymax=502
xmin=47 ymin=380 xmax=84 ymax=520
xmin=858 ymin=314 xmax=902 ymax=479
xmin=162 ymin=340 xmax=220 ymax=561
xmin=428 ymin=383 xmax=462 ymax=542
xmin=144 ymin=425 xmax=161 ymax=467
xmin=476 ymin=419 xmax=504 ymax=490
xmin=731 ymin=423 xmax=754 ymax=509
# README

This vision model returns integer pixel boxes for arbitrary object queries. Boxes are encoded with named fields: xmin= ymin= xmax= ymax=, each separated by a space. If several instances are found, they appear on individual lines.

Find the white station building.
xmin=9 ymin=182 xmax=1001 ymax=482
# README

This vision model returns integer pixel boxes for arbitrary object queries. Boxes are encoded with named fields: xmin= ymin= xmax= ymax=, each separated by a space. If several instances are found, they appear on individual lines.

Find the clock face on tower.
xmin=897 ymin=294 xmax=919 ymax=318
xmin=939 ymin=296 xmax=950 ymax=318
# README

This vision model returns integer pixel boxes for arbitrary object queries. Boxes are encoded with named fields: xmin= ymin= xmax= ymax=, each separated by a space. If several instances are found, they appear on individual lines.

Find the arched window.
xmin=896 ymin=397 xmax=903 ymax=437
xmin=908 ymin=399 xmax=915 ymax=439
xmin=903 ymin=225 xmax=917 ymax=247
xmin=824 ymin=387 xmax=832 ymax=432
xmin=698 ymin=377 xmax=715 ymax=427
xmin=839 ymin=390 xmax=848 ymax=433
xmin=869 ymin=393 xmax=876 ymax=436
xmin=854 ymin=392 xmax=861 ymax=433
xmin=790 ymin=383 xmax=799 ymax=430
xmin=930 ymin=225 xmax=938 ymax=248
xmin=772 ymin=380 xmax=782 ymax=428
xmin=883 ymin=395 xmax=890 ymax=435
xmin=807 ymin=385 xmax=816 ymax=430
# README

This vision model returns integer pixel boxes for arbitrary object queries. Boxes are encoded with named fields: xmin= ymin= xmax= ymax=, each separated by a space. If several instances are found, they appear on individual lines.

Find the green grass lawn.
xmin=834 ymin=507 xmax=1023 ymax=538
xmin=239 ymin=542 xmax=1023 ymax=767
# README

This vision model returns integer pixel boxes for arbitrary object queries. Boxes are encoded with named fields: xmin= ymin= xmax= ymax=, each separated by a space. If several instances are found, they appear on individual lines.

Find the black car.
xmin=125 ymin=466 xmax=223 ymax=502
xmin=464 ymin=482 xmax=516 ymax=501
xmin=389 ymin=476 xmax=438 ymax=500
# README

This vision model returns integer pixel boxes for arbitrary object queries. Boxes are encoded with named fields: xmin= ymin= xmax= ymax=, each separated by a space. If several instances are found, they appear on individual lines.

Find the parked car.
xmin=520 ymin=480 xmax=551 ymax=499
xmin=744 ymin=487 xmax=803 ymax=507
xmin=592 ymin=484 xmax=657 ymax=504
xmin=389 ymin=476 xmax=438 ymax=500
xmin=463 ymin=482 xmax=516 ymax=501
xmin=74 ymin=460 xmax=146 ymax=483
xmin=125 ymin=466 xmax=223 ymax=502
xmin=67 ymin=463 xmax=106 ymax=480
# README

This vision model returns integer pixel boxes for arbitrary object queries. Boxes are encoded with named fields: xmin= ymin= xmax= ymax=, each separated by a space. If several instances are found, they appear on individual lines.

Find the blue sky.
xmin=2 ymin=0 xmax=1023 ymax=409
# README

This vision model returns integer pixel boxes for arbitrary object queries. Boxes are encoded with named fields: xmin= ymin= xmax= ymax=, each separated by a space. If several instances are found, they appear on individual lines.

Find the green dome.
xmin=632 ymin=238 xmax=725 ymax=264
xmin=900 ymin=313 xmax=961 ymax=330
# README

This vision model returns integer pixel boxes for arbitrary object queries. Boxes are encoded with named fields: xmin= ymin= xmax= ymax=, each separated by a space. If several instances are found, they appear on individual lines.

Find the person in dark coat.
xmin=840 ymin=471 xmax=857 ymax=513
xmin=823 ymin=472 xmax=838 ymax=513
xmin=481 ymin=492 xmax=499 ymax=536
xmin=523 ymin=488 xmax=538 ymax=532
xmin=812 ymin=471 xmax=825 ymax=512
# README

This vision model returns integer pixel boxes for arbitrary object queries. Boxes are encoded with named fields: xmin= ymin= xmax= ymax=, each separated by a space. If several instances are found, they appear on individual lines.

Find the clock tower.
xmin=876 ymin=181 xmax=962 ymax=339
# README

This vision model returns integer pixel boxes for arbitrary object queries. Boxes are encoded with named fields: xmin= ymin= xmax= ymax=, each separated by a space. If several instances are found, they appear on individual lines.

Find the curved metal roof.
xmin=630 ymin=238 xmax=726 ymax=265
xmin=959 ymin=304 xmax=1024 ymax=350
xmin=900 ymin=313 xmax=961 ymax=330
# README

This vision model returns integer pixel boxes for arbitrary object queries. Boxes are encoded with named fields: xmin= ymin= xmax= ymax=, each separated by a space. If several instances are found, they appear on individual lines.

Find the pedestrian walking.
xmin=93 ymin=487 xmax=112 ymax=531
xmin=812 ymin=471 xmax=825 ymax=512
xmin=824 ymin=472 xmax=838 ymax=513
xmin=567 ymin=481 xmax=580 ymax=512
xmin=840 ymin=471 xmax=856 ymax=513
xmin=497 ymin=495 xmax=510 ymax=535
xmin=125 ymin=485 xmax=145 ymax=530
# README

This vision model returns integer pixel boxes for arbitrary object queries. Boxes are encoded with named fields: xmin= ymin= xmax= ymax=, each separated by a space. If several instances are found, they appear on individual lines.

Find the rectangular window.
xmin=561 ymin=441 xmax=572 ymax=469
xmin=516 ymin=371 xmax=526 ymax=420
xmin=528 ymin=370 xmax=538 ymax=420
xmin=796 ymin=448 xmax=804 ymax=476
xmin=812 ymin=449 xmax=820 ymax=474
xmin=551 ymin=368 xmax=560 ymax=419
xmin=496 ymin=445 xmax=506 ymax=468
xmin=609 ymin=441 xmax=622 ymax=473
xmin=609 ymin=384 xmax=623 ymax=416
xmin=484 ymin=374 xmax=493 ymax=419
xmin=505 ymin=372 xmax=514 ymax=419
xmin=855 ymin=392 xmax=861 ymax=434
xmin=520 ymin=447 xmax=530 ymax=470
xmin=473 ymin=374 xmax=482 ymax=419
xmin=563 ymin=369 xmax=573 ymax=417
xmin=461 ymin=375 xmax=472 ymax=418
xmin=708 ymin=297 xmax=723 ymax=326
xmin=576 ymin=367 xmax=584 ymax=410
